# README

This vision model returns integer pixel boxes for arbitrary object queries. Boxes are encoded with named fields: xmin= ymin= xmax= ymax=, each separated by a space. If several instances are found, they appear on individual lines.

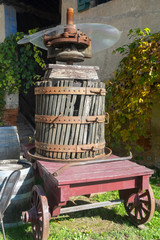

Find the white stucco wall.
xmin=61 ymin=0 xmax=160 ymax=81
xmin=0 ymin=4 xmax=5 ymax=42
xmin=61 ymin=0 xmax=160 ymax=166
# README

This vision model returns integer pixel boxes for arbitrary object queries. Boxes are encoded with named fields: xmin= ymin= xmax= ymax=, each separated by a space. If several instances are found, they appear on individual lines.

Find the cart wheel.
xmin=123 ymin=184 xmax=155 ymax=225
xmin=31 ymin=185 xmax=50 ymax=240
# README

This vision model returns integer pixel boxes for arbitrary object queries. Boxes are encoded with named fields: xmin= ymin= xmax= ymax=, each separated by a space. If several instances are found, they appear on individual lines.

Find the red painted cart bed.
xmin=22 ymin=152 xmax=155 ymax=240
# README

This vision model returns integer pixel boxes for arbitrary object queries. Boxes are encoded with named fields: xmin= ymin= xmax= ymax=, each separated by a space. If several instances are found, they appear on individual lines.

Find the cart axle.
xmin=60 ymin=199 xmax=124 ymax=215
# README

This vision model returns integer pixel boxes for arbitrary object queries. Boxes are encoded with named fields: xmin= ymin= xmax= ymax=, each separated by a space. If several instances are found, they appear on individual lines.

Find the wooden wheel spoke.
xmin=139 ymin=208 xmax=145 ymax=219
xmin=135 ymin=206 xmax=138 ymax=219
xmin=139 ymin=191 xmax=148 ymax=199
xmin=128 ymin=203 xmax=137 ymax=213
xmin=140 ymin=199 xmax=149 ymax=205
xmin=36 ymin=194 xmax=40 ymax=207
xmin=141 ymin=206 xmax=150 ymax=215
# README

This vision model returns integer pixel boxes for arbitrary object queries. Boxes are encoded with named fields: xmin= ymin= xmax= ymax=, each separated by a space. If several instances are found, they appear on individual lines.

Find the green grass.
xmin=0 ymin=176 xmax=160 ymax=240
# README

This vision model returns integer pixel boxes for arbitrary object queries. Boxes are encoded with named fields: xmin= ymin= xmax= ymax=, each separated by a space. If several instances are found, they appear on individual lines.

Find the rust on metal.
xmin=35 ymin=140 xmax=105 ymax=153
xmin=44 ymin=8 xmax=92 ymax=62
xmin=22 ymin=185 xmax=50 ymax=239
xmin=67 ymin=8 xmax=74 ymax=25
xmin=28 ymin=147 xmax=106 ymax=162
xmin=35 ymin=114 xmax=105 ymax=124
xmin=35 ymin=86 xmax=106 ymax=95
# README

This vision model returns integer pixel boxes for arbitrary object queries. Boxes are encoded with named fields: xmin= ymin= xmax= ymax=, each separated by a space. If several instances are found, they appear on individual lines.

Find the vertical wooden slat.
xmin=75 ymin=81 xmax=87 ymax=159
xmin=64 ymin=88 xmax=77 ymax=159
xmin=68 ymin=81 xmax=82 ymax=159
xmin=35 ymin=73 xmax=106 ymax=160
xmin=87 ymin=81 xmax=97 ymax=158
xmin=56 ymin=80 xmax=70 ymax=159
xmin=53 ymin=80 xmax=65 ymax=158
xmin=81 ymin=80 xmax=92 ymax=159
xmin=60 ymin=80 xmax=74 ymax=159
xmin=43 ymin=80 xmax=53 ymax=158
xmin=90 ymin=82 xmax=99 ymax=158
xmin=48 ymin=80 xmax=60 ymax=158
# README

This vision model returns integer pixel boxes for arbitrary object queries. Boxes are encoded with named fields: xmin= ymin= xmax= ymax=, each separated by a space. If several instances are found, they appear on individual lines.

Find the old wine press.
xmin=20 ymin=8 xmax=155 ymax=240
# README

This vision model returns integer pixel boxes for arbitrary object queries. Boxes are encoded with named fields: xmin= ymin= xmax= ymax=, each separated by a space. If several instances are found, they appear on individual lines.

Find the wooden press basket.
xmin=34 ymin=64 xmax=106 ymax=161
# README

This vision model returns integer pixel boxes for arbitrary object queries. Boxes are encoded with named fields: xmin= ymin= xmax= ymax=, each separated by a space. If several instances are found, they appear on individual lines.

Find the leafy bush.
xmin=0 ymin=30 xmax=46 ymax=125
xmin=106 ymin=28 xmax=160 ymax=151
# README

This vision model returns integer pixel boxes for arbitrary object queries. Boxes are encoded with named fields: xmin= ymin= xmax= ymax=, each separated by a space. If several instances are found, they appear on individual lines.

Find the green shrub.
xmin=106 ymin=28 xmax=160 ymax=151
xmin=0 ymin=30 xmax=45 ymax=125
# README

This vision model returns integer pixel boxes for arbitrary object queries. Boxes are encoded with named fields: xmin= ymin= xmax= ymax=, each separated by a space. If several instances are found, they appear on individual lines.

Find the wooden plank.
xmin=73 ymin=81 xmax=87 ymax=159
xmin=43 ymin=80 xmax=53 ymax=158
xmin=48 ymin=64 xmax=99 ymax=71
xmin=57 ymin=168 xmax=153 ymax=185
xmin=62 ymin=81 xmax=77 ymax=159
xmin=35 ymin=81 xmax=40 ymax=152
xmin=49 ymin=80 xmax=61 ymax=158
xmin=95 ymin=82 xmax=104 ymax=156
xmin=39 ymin=159 xmax=139 ymax=173
xmin=56 ymin=164 xmax=151 ymax=179
xmin=38 ymin=159 xmax=153 ymax=183
xmin=60 ymin=80 xmax=73 ymax=159
xmin=39 ymin=81 xmax=45 ymax=156
xmin=41 ymin=81 xmax=49 ymax=157
xmin=55 ymin=80 xmax=69 ymax=159
xmin=53 ymin=80 xmax=65 ymax=159
xmin=67 ymin=81 xmax=81 ymax=159
xmin=47 ymin=64 xmax=99 ymax=80
xmin=82 ymin=80 xmax=93 ymax=159
xmin=91 ymin=82 xmax=99 ymax=158
xmin=47 ymin=80 xmax=59 ymax=158
xmin=88 ymin=81 xmax=97 ymax=158
xmin=57 ymin=80 xmax=70 ymax=159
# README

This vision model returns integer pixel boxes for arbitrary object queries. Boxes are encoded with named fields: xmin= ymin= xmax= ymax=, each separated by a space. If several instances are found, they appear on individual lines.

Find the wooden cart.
xmin=22 ymin=152 xmax=155 ymax=240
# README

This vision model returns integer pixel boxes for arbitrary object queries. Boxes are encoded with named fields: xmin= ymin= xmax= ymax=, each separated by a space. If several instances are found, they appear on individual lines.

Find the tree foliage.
xmin=105 ymin=28 xmax=160 ymax=151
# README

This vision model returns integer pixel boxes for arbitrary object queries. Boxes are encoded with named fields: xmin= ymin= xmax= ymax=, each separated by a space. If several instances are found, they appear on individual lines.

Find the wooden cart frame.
xmin=22 ymin=151 xmax=155 ymax=240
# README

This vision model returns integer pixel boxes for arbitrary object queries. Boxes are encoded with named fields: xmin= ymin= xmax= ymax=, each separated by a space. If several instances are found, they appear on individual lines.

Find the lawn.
xmin=0 ymin=173 xmax=160 ymax=240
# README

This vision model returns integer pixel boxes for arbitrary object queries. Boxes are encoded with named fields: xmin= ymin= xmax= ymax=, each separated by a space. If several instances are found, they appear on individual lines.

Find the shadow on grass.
xmin=1 ymin=200 xmax=133 ymax=239
xmin=0 ymin=224 xmax=33 ymax=240
xmin=50 ymin=199 xmax=134 ymax=228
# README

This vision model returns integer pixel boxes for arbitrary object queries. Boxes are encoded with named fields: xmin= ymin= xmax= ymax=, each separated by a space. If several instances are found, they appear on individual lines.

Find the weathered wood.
xmin=49 ymin=80 xmax=60 ymax=158
xmin=57 ymin=80 xmax=70 ymax=159
xmin=70 ymin=80 xmax=86 ymax=159
xmin=76 ymin=81 xmax=87 ymax=159
xmin=81 ymin=81 xmax=93 ymax=159
xmin=62 ymin=81 xmax=77 ymax=159
xmin=37 ymin=158 xmax=154 ymax=185
xmin=45 ymin=64 xmax=99 ymax=80
xmin=44 ymin=80 xmax=53 ymax=158
xmin=35 ymin=65 xmax=106 ymax=161
xmin=88 ymin=81 xmax=96 ymax=158
xmin=53 ymin=80 xmax=65 ymax=159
